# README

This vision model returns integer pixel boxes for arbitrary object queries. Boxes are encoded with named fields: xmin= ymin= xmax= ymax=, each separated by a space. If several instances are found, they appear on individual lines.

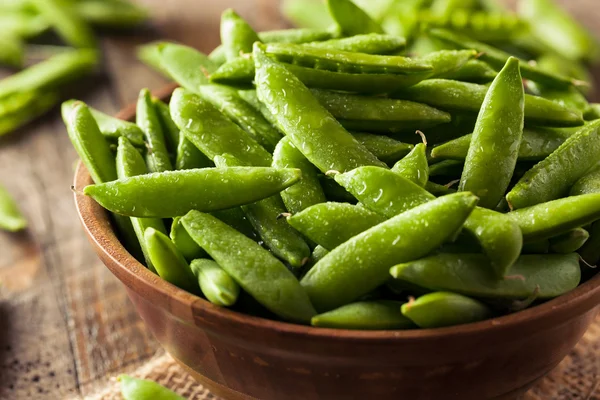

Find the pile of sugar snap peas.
xmin=64 ymin=0 xmax=600 ymax=330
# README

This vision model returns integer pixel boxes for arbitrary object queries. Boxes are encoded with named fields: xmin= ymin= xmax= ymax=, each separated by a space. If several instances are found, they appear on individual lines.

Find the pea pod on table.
xmin=30 ymin=0 xmax=96 ymax=49
xmin=312 ymin=301 xmax=415 ymax=330
xmin=119 ymin=375 xmax=185 ymax=400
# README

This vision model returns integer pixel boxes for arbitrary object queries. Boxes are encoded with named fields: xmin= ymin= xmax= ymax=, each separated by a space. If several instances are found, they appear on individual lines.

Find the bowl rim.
xmin=74 ymin=83 xmax=600 ymax=342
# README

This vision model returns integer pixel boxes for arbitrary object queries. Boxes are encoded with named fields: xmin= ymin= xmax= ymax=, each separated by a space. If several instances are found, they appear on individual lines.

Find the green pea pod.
xmin=425 ymin=181 xmax=456 ymax=196
xmin=459 ymin=57 xmax=524 ymax=209
xmin=336 ymin=167 xmax=522 ymax=278
xmin=144 ymin=227 xmax=198 ymax=293
xmin=311 ymin=245 xmax=329 ymax=264
xmin=157 ymin=42 xmax=218 ymax=92
xmin=585 ymin=104 xmax=600 ymax=121
xmin=579 ymin=222 xmax=600 ymax=266
xmin=312 ymin=300 xmax=415 ymax=330
xmin=301 ymin=192 xmax=478 ymax=312
xmin=536 ymin=54 xmax=592 ymax=87
xmin=209 ymin=57 xmax=255 ymax=86
xmin=170 ymin=216 xmax=206 ymax=262
xmin=208 ymin=45 xmax=227 ymax=66
xmin=220 ymin=8 xmax=260 ymax=61
xmin=438 ymin=59 xmax=497 ymax=83
xmin=0 ymin=90 xmax=59 ymax=137
xmin=259 ymin=28 xmax=336 ymax=44
xmin=75 ymin=0 xmax=149 ymax=28
xmin=527 ymin=83 xmax=591 ymax=116
xmin=211 ymin=208 xmax=258 ymax=240
xmin=391 ymin=253 xmax=581 ymax=299
xmin=326 ymin=0 xmax=384 ymax=35
xmin=237 ymin=90 xmax=282 ymax=131
xmin=318 ymin=176 xmax=357 ymax=203
xmin=570 ymin=165 xmax=600 ymax=196
xmin=254 ymin=43 xmax=385 ymax=173
xmin=417 ymin=49 xmax=478 ymax=78
xmin=181 ymin=211 xmax=316 ymax=323
xmin=549 ymin=228 xmax=589 ymax=254
xmin=137 ymin=41 xmax=173 ymax=77
xmin=84 ymin=167 xmax=302 ymax=218
xmin=517 ymin=0 xmax=599 ymax=62
xmin=0 ymin=35 xmax=24 ymax=68
xmin=198 ymin=84 xmax=282 ymax=152
xmin=30 ymin=0 xmax=96 ymax=48
xmin=175 ymin=133 xmax=214 ymax=170
xmin=507 ymin=193 xmax=600 ymax=242
xmin=507 ymin=120 xmax=600 ymax=209
xmin=136 ymin=89 xmax=173 ymax=173
xmin=190 ymin=259 xmax=240 ymax=307
xmin=428 ymin=0 xmax=479 ymax=18
xmin=273 ymin=137 xmax=327 ymax=214
xmin=0 ymin=12 xmax=49 ymax=38
xmin=351 ymin=133 xmax=414 ymax=164
xmin=309 ymin=89 xmax=451 ymax=133
xmin=287 ymin=202 xmax=386 ymax=251
xmin=429 ymin=28 xmax=579 ymax=89
xmin=152 ymin=98 xmax=180 ymax=156
xmin=170 ymin=88 xmax=272 ymax=167
xmin=392 ymin=143 xmax=429 ymax=187
xmin=0 ymin=184 xmax=26 ymax=232
xmin=116 ymin=136 xmax=168 ymax=273
xmin=0 ymin=48 xmax=98 ymax=99
xmin=281 ymin=0 xmax=336 ymax=30
xmin=428 ymin=159 xmax=463 ymax=177
xmin=401 ymin=292 xmax=493 ymax=329
xmin=431 ymin=128 xmax=572 ymax=161
xmin=119 ymin=375 xmax=185 ymax=400
xmin=393 ymin=79 xmax=583 ymax=127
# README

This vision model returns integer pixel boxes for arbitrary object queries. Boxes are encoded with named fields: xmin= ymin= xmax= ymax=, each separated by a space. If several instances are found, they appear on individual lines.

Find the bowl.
xmin=74 ymin=85 xmax=600 ymax=400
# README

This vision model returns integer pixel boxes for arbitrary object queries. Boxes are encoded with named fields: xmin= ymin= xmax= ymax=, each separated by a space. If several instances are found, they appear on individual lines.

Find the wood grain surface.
xmin=0 ymin=1 xmax=598 ymax=399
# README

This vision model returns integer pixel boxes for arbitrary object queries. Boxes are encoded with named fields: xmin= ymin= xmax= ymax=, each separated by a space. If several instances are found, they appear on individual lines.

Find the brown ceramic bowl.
xmin=74 ymin=85 xmax=600 ymax=400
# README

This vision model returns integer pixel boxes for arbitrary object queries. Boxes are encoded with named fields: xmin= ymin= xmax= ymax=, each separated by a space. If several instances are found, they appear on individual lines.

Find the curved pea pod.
xmin=527 ymin=83 xmax=591 ymax=117
xmin=579 ymin=222 xmax=600 ymax=266
xmin=220 ymin=8 xmax=260 ymax=61
xmin=75 ymin=0 xmax=149 ymax=28
xmin=301 ymin=192 xmax=478 ymax=312
xmin=182 ymin=211 xmax=316 ymax=323
xmin=281 ymin=0 xmax=336 ymax=30
xmin=209 ymin=57 xmax=255 ymax=86
xmin=459 ymin=57 xmax=524 ymax=209
xmin=0 ymin=184 xmax=27 ymax=232
xmin=190 ymin=259 xmax=240 ymax=307
xmin=550 ymin=228 xmax=589 ymax=254
xmin=30 ymin=0 xmax=96 ymax=49
xmin=570 ymin=165 xmax=600 ymax=196
xmin=309 ymin=89 xmax=451 ymax=133
xmin=254 ymin=44 xmax=385 ymax=173
xmin=401 ymin=292 xmax=493 ymax=329
xmin=152 ymin=98 xmax=180 ymax=155
xmin=394 ymin=79 xmax=583 ymax=128
xmin=287 ymin=202 xmax=386 ymax=251
xmin=428 ymin=159 xmax=463 ymax=178
xmin=391 ymin=253 xmax=581 ymax=299
xmin=312 ymin=300 xmax=415 ymax=330
xmin=507 ymin=120 xmax=600 ymax=209
xmin=0 ymin=11 xmax=49 ymax=39
xmin=351 ymin=133 xmax=414 ymax=164
xmin=391 ymin=143 xmax=429 ymax=187
xmin=326 ymin=0 xmax=384 ymax=36
xmin=137 ymin=41 xmax=174 ymax=77
xmin=169 ymin=88 xmax=272 ymax=167
xmin=431 ymin=128 xmax=572 ymax=161
xmin=175 ymin=133 xmax=214 ymax=170
xmin=137 ymin=89 xmax=172 ymax=173
xmin=416 ymin=49 xmax=478 ymax=78
xmin=119 ymin=375 xmax=185 ymax=400
xmin=273 ymin=137 xmax=326 ymax=214
xmin=144 ymin=228 xmax=198 ymax=293
xmin=507 ymin=193 xmax=600 ymax=242
xmin=84 ymin=167 xmax=302 ymax=218
xmin=198 ymin=84 xmax=282 ymax=152
xmin=259 ymin=28 xmax=336 ymax=44
xmin=1 ymin=89 xmax=59 ymax=137
xmin=518 ymin=0 xmax=599 ymax=62
xmin=170 ymin=217 xmax=205 ymax=262
xmin=305 ymin=33 xmax=406 ymax=54
xmin=157 ymin=42 xmax=218 ymax=92
xmin=437 ymin=59 xmax=497 ymax=83
xmin=429 ymin=28 xmax=579 ymax=89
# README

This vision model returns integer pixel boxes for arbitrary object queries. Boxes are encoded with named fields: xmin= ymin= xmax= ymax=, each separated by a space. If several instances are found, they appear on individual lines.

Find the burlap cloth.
xmin=89 ymin=313 xmax=599 ymax=400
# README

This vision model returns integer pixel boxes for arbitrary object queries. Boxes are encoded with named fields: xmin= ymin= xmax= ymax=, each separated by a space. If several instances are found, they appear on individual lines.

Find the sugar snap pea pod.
xmin=116 ymin=136 xmax=167 ymax=272
xmin=254 ymin=44 xmax=385 ymax=173
xmin=522 ymin=239 xmax=550 ymax=254
xmin=0 ymin=184 xmax=27 ymax=232
xmin=309 ymin=89 xmax=451 ymax=133
xmin=74 ymin=0 xmax=149 ymax=28
xmin=30 ymin=0 xmax=96 ymax=48
xmin=170 ymin=88 xmax=272 ymax=167
xmin=137 ymin=42 xmax=173 ymax=77
xmin=311 ymin=245 xmax=329 ymax=264
xmin=84 ymin=167 xmax=302 ymax=218
xmin=507 ymin=120 xmax=600 ymax=209
xmin=570 ymin=165 xmax=600 ymax=196
xmin=237 ymin=89 xmax=282 ymax=131
xmin=209 ymin=57 xmax=255 ymax=86
xmin=144 ymin=228 xmax=198 ymax=293
xmin=401 ymin=292 xmax=492 ymax=329
xmin=579 ymin=222 xmax=600 ymax=266
xmin=459 ymin=57 xmax=524 ymax=209
xmin=518 ymin=0 xmax=599 ymax=62
xmin=431 ymin=128 xmax=571 ymax=161
xmin=392 ymin=143 xmax=429 ymax=187
xmin=301 ymin=192 xmax=478 ymax=312
xmin=175 ymin=133 xmax=214 ymax=170
xmin=170 ymin=217 xmax=205 ymax=262
xmin=281 ymin=0 xmax=336 ymax=31
xmin=152 ymin=98 xmax=179 ymax=155
xmin=182 ymin=211 xmax=316 ymax=323
xmin=208 ymin=45 xmax=227 ymax=66
xmin=220 ymin=9 xmax=260 ymax=61
xmin=259 ymin=28 xmax=336 ymax=44
xmin=437 ymin=59 xmax=497 ymax=83
xmin=428 ymin=159 xmax=463 ymax=177
xmin=506 ymin=193 xmax=600 ymax=242
xmin=0 ymin=11 xmax=49 ymax=38
xmin=318 ymin=176 xmax=357 ymax=203
xmin=273 ymin=137 xmax=326 ymax=214
xmin=428 ymin=0 xmax=479 ymax=18
xmin=119 ymin=375 xmax=185 ymax=400
xmin=137 ymin=89 xmax=172 ymax=173
xmin=549 ymin=228 xmax=589 ymax=254
xmin=326 ymin=0 xmax=384 ymax=36
xmin=425 ymin=181 xmax=456 ymax=196
xmin=416 ymin=50 xmax=478 ymax=79
xmin=287 ymin=202 xmax=386 ymax=251
xmin=0 ymin=48 xmax=98 ymax=99
xmin=305 ymin=33 xmax=406 ymax=54
xmin=158 ymin=43 xmax=218 ymax=93
xmin=351 ymin=133 xmax=414 ymax=164
xmin=528 ymin=83 xmax=591 ymax=116
xmin=585 ymin=104 xmax=600 ymax=121
xmin=394 ymin=79 xmax=583 ymax=128
xmin=428 ymin=29 xmax=578 ymax=89
xmin=0 ymin=90 xmax=59 ymax=137
xmin=391 ymin=253 xmax=581 ymax=299
xmin=198 ymin=84 xmax=282 ymax=152
xmin=312 ymin=300 xmax=414 ymax=330
xmin=190 ymin=259 xmax=240 ymax=307
xmin=0 ymin=36 xmax=24 ymax=68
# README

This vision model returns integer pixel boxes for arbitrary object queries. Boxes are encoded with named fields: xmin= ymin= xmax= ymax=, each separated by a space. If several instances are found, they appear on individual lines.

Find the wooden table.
xmin=0 ymin=1 xmax=598 ymax=398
